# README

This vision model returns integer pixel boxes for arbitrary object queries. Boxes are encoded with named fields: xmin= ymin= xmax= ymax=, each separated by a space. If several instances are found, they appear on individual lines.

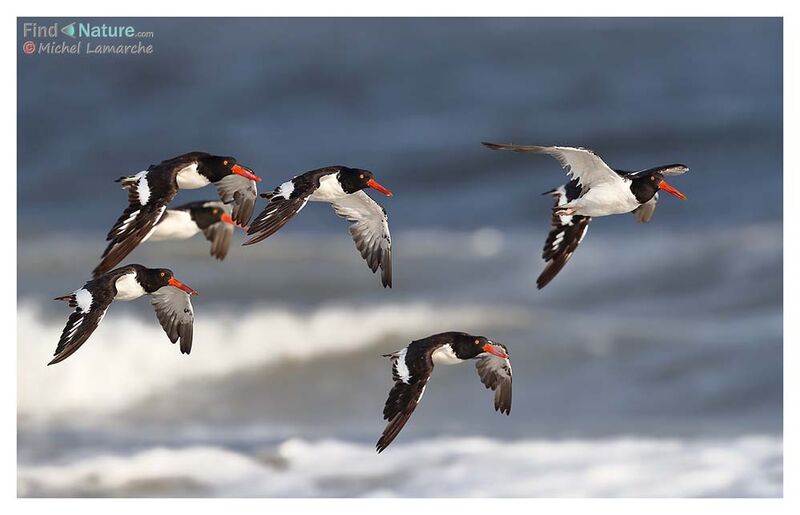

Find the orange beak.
xmin=232 ymin=164 xmax=262 ymax=182
xmin=658 ymin=179 xmax=687 ymax=200
xmin=482 ymin=343 xmax=508 ymax=359
xmin=220 ymin=213 xmax=236 ymax=226
xmin=366 ymin=178 xmax=393 ymax=197
xmin=168 ymin=277 xmax=198 ymax=296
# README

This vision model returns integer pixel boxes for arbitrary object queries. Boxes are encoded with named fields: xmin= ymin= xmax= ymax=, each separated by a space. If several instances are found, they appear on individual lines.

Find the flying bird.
xmin=111 ymin=200 xmax=241 ymax=261
xmin=482 ymin=142 xmax=688 ymax=288
xmin=244 ymin=165 xmax=394 ymax=288
xmin=92 ymin=152 xmax=261 ymax=277
xmin=50 ymin=264 xmax=198 ymax=365
xmin=377 ymin=331 xmax=512 ymax=452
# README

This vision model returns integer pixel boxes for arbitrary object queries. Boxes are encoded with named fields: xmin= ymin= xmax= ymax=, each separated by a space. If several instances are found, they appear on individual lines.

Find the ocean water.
xmin=17 ymin=18 xmax=782 ymax=497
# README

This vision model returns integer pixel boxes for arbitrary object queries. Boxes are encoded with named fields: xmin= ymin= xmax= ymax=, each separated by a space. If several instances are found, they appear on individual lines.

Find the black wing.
xmin=214 ymin=175 xmax=258 ymax=226
xmin=475 ymin=344 xmax=513 ymax=415
xmin=376 ymin=344 xmax=436 ymax=453
xmin=50 ymin=282 xmax=116 ymax=365
xmin=243 ymin=192 xmax=309 ymax=246
xmin=92 ymin=171 xmax=173 ymax=277
xmin=537 ymin=180 xmax=592 ymax=289
xmin=330 ymin=191 xmax=392 ymax=288
xmin=150 ymin=286 xmax=195 ymax=354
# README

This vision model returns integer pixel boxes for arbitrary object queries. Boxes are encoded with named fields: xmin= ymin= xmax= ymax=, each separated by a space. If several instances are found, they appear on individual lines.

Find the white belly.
xmin=114 ymin=272 xmax=146 ymax=301
xmin=432 ymin=345 xmax=461 ymax=365
xmin=575 ymin=183 xmax=639 ymax=217
xmin=146 ymin=210 xmax=199 ymax=241
xmin=308 ymin=173 xmax=346 ymax=203
xmin=176 ymin=163 xmax=210 ymax=189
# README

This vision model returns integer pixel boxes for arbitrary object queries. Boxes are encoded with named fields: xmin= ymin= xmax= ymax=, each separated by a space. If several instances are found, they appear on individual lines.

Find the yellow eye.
xmin=651 ymin=176 xmax=656 ymax=181
xmin=359 ymin=174 xmax=364 ymax=179
xmin=213 ymin=209 xmax=219 ymax=214
xmin=160 ymin=272 xmax=166 ymax=277
xmin=474 ymin=339 xmax=480 ymax=345
xmin=223 ymin=160 xmax=229 ymax=166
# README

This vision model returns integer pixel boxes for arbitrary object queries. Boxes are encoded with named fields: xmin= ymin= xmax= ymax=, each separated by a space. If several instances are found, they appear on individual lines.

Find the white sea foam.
xmin=17 ymin=435 xmax=782 ymax=497
xmin=18 ymin=301 xmax=523 ymax=424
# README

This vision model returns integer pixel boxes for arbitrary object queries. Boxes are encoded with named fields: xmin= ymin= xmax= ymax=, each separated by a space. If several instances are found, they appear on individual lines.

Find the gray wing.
xmin=475 ymin=344 xmax=512 ymax=415
xmin=201 ymin=203 xmax=235 ymax=259
xmin=150 ymin=286 xmax=194 ymax=354
xmin=214 ymin=175 xmax=257 ymax=226
xmin=483 ymin=142 xmax=623 ymax=191
xmin=330 ymin=191 xmax=392 ymax=288
xmin=632 ymin=194 xmax=658 ymax=223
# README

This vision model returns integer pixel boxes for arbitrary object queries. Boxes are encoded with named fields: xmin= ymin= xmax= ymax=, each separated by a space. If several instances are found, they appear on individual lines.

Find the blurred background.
xmin=17 ymin=18 xmax=782 ymax=497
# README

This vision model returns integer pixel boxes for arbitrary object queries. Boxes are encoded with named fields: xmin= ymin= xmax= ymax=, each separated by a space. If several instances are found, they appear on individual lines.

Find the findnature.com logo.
xmin=21 ymin=21 xmax=155 ymax=55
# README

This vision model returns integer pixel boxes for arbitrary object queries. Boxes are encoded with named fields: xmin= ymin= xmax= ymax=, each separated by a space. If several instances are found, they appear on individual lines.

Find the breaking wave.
xmin=18 ymin=435 xmax=782 ymax=497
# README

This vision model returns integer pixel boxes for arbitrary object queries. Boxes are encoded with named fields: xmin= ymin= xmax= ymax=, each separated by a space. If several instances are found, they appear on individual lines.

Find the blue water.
xmin=17 ymin=18 xmax=782 ymax=497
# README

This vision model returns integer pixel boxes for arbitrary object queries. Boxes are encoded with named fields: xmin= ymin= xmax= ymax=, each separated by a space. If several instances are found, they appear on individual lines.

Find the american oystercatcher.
xmin=92 ymin=152 xmax=261 ymax=277
xmin=243 ymin=166 xmax=394 ymax=288
xmin=117 ymin=200 xmax=240 ymax=261
xmin=50 ymin=264 xmax=198 ymax=365
xmin=483 ymin=142 xmax=688 ymax=288
xmin=376 ymin=331 xmax=512 ymax=452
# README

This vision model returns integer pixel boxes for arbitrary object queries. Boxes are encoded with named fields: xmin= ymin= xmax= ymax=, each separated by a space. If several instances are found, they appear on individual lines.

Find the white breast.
xmin=576 ymin=181 xmax=640 ymax=217
xmin=114 ymin=272 xmax=146 ymax=301
xmin=145 ymin=210 xmax=199 ymax=241
xmin=175 ymin=163 xmax=210 ymax=189
xmin=432 ymin=345 xmax=461 ymax=365
xmin=308 ymin=173 xmax=346 ymax=203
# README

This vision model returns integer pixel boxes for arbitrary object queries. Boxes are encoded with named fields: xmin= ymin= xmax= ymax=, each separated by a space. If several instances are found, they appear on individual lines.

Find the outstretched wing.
xmin=201 ymin=204 xmax=235 ymax=260
xmin=150 ymin=286 xmax=195 ymax=354
xmin=214 ymin=175 xmax=257 ymax=226
xmin=483 ymin=142 xmax=622 ymax=191
xmin=93 ymin=171 xmax=172 ymax=277
xmin=537 ymin=180 xmax=592 ymax=289
xmin=376 ymin=346 xmax=435 ymax=453
xmin=330 ymin=191 xmax=393 ymax=288
xmin=475 ymin=344 xmax=513 ymax=415
xmin=243 ymin=188 xmax=309 ymax=246
xmin=632 ymin=194 xmax=658 ymax=223
xmin=50 ymin=285 xmax=114 ymax=365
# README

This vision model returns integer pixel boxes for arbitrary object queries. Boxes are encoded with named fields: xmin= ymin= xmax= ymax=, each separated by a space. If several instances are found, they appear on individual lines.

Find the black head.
xmin=336 ymin=166 xmax=393 ymax=196
xmin=198 ymin=155 xmax=261 ymax=183
xmin=180 ymin=202 xmax=235 ymax=230
xmin=443 ymin=332 xmax=509 ymax=360
xmin=629 ymin=164 xmax=688 ymax=204
xmin=137 ymin=267 xmax=198 ymax=296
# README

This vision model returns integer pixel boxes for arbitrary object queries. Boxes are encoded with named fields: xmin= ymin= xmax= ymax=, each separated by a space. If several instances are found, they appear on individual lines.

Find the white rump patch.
xmin=74 ymin=289 xmax=93 ymax=313
xmin=134 ymin=171 xmax=150 ymax=205
xmin=395 ymin=348 xmax=411 ymax=384
xmin=277 ymin=180 xmax=295 ymax=200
